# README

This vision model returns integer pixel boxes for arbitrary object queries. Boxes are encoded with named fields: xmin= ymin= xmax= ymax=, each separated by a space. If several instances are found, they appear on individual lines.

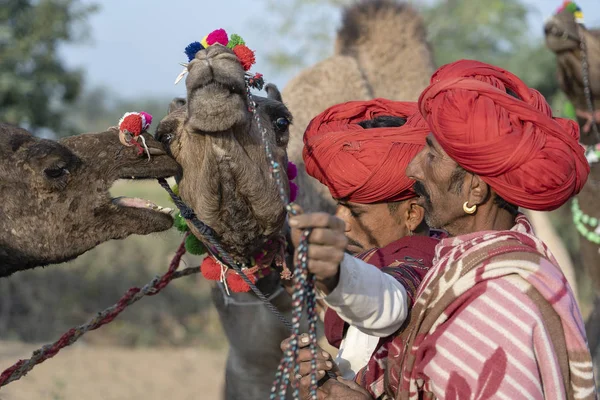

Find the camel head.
xmin=156 ymin=34 xmax=293 ymax=263
xmin=0 ymin=123 xmax=181 ymax=277
xmin=544 ymin=2 xmax=586 ymax=53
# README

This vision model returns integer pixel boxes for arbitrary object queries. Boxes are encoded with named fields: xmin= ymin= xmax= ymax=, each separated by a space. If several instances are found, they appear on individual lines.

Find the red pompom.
xmin=206 ymin=29 xmax=228 ymax=46
xmin=200 ymin=256 xmax=221 ymax=281
xmin=289 ymin=181 xmax=298 ymax=202
xmin=120 ymin=114 xmax=143 ymax=136
xmin=233 ymin=45 xmax=255 ymax=71
xmin=287 ymin=161 xmax=298 ymax=180
xmin=226 ymin=270 xmax=256 ymax=293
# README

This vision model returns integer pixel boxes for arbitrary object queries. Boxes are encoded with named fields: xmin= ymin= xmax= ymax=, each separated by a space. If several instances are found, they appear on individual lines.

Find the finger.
xmin=335 ymin=377 xmax=371 ymax=395
xmin=307 ymin=228 xmax=348 ymax=248
xmin=298 ymin=370 xmax=326 ymax=390
xmin=298 ymin=360 xmax=333 ymax=376
xmin=289 ymin=213 xmax=346 ymax=232
xmin=307 ymin=259 xmax=340 ymax=281
xmin=307 ymin=244 xmax=345 ymax=263
xmin=290 ymin=204 xmax=304 ymax=215
xmin=296 ymin=347 xmax=330 ymax=363
xmin=280 ymin=336 xmax=293 ymax=351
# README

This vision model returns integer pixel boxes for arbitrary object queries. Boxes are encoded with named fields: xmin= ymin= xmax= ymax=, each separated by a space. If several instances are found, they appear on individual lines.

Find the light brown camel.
xmin=156 ymin=42 xmax=296 ymax=400
xmin=544 ymin=4 xmax=600 ymax=357
xmin=0 ymin=123 xmax=180 ymax=277
xmin=284 ymin=0 xmax=434 ymax=214
xmin=284 ymin=0 xmax=580 ymax=300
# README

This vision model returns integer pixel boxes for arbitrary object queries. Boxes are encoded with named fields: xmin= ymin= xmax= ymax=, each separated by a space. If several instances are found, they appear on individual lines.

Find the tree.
xmin=0 ymin=0 xmax=98 ymax=137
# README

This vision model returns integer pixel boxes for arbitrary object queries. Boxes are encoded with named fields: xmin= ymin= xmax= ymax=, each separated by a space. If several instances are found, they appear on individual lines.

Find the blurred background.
xmin=1 ymin=0 xmax=599 ymax=398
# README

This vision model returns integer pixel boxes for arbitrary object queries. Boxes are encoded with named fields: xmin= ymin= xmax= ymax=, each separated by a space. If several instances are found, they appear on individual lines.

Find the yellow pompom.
xmin=201 ymin=35 xmax=209 ymax=48
xmin=574 ymin=10 xmax=584 ymax=23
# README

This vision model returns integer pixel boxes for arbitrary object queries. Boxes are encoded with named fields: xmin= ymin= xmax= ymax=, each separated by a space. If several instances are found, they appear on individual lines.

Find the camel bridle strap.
xmin=578 ymin=22 xmax=600 ymax=142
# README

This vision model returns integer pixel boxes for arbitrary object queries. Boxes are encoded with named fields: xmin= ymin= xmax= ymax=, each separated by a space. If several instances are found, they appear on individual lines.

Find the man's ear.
xmin=405 ymin=198 xmax=425 ymax=232
xmin=468 ymin=174 xmax=491 ymax=206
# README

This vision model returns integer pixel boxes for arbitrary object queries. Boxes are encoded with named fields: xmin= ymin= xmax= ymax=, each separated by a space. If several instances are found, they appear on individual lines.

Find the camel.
xmin=155 ymin=37 xmax=297 ymax=399
xmin=544 ymin=3 xmax=600 ymax=358
xmin=0 ymin=123 xmax=180 ymax=277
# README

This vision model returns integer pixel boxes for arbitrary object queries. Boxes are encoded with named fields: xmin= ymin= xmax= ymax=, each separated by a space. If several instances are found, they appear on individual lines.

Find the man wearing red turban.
xmin=287 ymin=60 xmax=596 ymax=400
xmin=288 ymin=98 xmax=438 ymax=392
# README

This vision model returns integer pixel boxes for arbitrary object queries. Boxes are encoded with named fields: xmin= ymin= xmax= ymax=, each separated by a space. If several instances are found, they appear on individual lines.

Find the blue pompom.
xmin=185 ymin=41 xmax=204 ymax=62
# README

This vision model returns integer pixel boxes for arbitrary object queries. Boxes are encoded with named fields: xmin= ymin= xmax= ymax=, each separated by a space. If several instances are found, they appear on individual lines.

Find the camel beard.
xmin=178 ymin=130 xmax=288 ymax=264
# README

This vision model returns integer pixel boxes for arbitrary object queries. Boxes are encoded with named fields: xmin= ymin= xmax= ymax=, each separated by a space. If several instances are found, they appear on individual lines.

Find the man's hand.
xmin=317 ymin=377 xmax=373 ymax=399
xmin=281 ymin=333 xmax=339 ymax=391
xmin=289 ymin=210 xmax=348 ymax=295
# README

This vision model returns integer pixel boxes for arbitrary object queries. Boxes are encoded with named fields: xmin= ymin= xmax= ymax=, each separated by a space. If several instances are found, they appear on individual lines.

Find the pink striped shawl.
xmin=381 ymin=214 xmax=596 ymax=400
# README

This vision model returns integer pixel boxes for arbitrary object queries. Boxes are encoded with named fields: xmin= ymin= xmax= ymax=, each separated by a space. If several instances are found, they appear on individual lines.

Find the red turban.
xmin=419 ymin=59 xmax=589 ymax=211
xmin=302 ymin=98 xmax=429 ymax=203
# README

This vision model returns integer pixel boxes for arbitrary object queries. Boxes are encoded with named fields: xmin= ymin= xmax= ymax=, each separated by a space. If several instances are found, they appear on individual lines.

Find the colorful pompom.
xmin=287 ymin=161 xmax=298 ymax=181
xmin=233 ymin=45 xmax=255 ymax=71
xmin=139 ymin=111 xmax=153 ymax=130
xmin=201 ymin=35 xmax=209 ymax=48
xmin=201 ymin=256 xmax=221 ymax=280
xmin=173 ymin=213 xmax=189 ymax=233
xmin=247 ymin=72 xmax=264 ymax=90
xmin=206 ymin=29 xmax=229 ymax=46
xmin=226 ymin=270 xmax=257 ymax=293
xmin=185 ymin=234 xmax=207 ymax=255
xmin=227 ymin=33 xmax=245 ymax=49
xmin=185 ymin=41 xmax=204 ymax=62
xmin=289 ymin=181 xmax=298 ymax=203
xmin=119 ymin=113 xmax=143 ymax=136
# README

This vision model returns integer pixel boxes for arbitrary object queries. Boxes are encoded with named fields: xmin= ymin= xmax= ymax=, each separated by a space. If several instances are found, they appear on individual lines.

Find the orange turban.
xmin=302 ymin=98 xmax=429 ymax=203
xmin=419 ymin=59 xmax=589 ymax=211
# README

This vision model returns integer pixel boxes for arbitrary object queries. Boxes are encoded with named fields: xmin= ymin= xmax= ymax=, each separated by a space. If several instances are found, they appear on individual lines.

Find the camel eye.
xmin=44 ymin=166 xmax=68 ymax=179
xmin=274 ymin=117 xmax=290 ymax=132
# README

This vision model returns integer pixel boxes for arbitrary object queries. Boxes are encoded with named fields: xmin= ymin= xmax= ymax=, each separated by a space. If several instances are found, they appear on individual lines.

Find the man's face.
xmin=405 ymin=133 xmax=467 ymax=232
xmin=334 ymin=200 xmax=410 ymax=254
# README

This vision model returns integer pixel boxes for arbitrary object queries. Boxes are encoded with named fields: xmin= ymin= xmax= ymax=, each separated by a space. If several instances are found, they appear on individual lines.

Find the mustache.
xmin=413 ymin=181 xmax=431 ymax=202
xmin=346 ymin=237 xmax=363 ymax=249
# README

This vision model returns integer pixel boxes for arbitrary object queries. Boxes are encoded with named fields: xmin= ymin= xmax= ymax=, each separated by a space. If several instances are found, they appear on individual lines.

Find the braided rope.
xmin=579 ymin=25 xmax=600 ymax=142
xmin=0 ymin=236 xmax=193 ymax=387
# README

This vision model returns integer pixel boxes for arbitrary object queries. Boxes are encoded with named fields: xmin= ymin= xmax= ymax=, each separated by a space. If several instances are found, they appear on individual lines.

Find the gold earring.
xmin=463 ymin=201 xmax=477 ymax=215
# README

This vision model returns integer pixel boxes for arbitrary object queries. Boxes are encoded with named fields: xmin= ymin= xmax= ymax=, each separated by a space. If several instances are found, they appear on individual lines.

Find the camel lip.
xmin=197 ymin=80 xmax=246 ymax=97
xmin=116 ymin=153 xmax=181 ymax=181
xmin=111 ymin=196 xmax=174 ymax=215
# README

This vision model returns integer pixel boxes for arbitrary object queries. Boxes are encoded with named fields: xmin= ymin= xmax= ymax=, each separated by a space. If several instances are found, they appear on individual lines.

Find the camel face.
xmin=544 ymin=11 xmax=581 ymax=53
xmin=0 ymin=123 xmax=181 ymax=276
xmin=156 ymin=45 xmax=292 ymax=262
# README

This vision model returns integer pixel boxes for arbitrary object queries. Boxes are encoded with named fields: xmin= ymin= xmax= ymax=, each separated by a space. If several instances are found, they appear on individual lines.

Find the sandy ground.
xmin=0 ymin=341 xmax=226 ymax=400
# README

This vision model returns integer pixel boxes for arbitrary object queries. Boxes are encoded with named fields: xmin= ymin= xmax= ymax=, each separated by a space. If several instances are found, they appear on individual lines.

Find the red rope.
xmin=0 ymin=236 xmax=189 ymax=387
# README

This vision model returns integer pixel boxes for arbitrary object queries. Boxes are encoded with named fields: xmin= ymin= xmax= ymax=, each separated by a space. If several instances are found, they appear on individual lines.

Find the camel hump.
xmin=334 ymin=0 xmax=434 ymax=101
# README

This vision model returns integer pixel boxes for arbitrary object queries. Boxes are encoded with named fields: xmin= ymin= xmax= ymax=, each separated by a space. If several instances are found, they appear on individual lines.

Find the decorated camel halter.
xmin=118 ymin=111 xmax=153 ymax=160
xmin=554 ymin=2 xmax=600 ymax=141
xmin=161 ymin=29 xmax=323 ymax=399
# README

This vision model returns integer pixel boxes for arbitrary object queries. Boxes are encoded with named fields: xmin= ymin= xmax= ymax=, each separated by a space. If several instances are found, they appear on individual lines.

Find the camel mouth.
xmin=197 ymin=80 xmax=246 ymax=97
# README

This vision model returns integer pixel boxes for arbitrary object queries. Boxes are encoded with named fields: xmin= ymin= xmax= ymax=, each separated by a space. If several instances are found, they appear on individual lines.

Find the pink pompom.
xmin=289 ymin=181 xmax=298 ymax=202
xmin=206 ymin=29 xmax=229 ymax=46
xmin=139 ymin=111 xmax=153 ymax=130
xmin=287 ymin=161 xmax=298 ymax=180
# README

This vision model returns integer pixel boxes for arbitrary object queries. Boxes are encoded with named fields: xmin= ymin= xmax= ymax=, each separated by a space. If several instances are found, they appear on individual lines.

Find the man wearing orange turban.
xmin=287 ymin=60 xmax=596 ymax=400
xmin=289 ymin=98 xmax=438 ymax=391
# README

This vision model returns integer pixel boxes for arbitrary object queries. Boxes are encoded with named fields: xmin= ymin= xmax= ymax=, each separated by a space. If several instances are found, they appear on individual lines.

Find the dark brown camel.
xmin=0 ymin=123 xmax=180 ymax=277
xmin=156 ymin=42 xmax=296 ymax=400
xmin=544 ymin=5 xmax=600 ymax=359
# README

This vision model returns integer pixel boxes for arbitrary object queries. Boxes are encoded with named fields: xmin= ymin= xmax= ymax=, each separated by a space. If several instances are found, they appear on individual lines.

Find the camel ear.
xmin=168 ymin=97 xmax=187 ymax=114
xmin=265 ymin=83 xmax=283 ymax=103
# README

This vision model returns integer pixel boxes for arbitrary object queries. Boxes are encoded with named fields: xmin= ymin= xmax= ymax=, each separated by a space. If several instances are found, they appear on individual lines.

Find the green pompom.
xmin=566 ymin=2 xmax=578 ymax=13
xmin=173 ymin=213 xmax=189 ymax=233
xmin=563 ymin=101 xmax=577 ymax=120
xmin=227 ymin=34 xmax=245 ymax=49
xmin=185 ymin=234 xmax=207 ymax=255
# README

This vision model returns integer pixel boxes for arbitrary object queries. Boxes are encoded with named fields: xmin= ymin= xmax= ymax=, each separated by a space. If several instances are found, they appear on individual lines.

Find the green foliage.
xmin=0 ymin=0 xmax=98 ymax=137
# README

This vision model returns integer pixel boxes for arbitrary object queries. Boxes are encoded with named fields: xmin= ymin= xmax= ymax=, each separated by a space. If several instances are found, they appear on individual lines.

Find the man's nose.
xmin=334 ymin=207 xmax=352 ymax=232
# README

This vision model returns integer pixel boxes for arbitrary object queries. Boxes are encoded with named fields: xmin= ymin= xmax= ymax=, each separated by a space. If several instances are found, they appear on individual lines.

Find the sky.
xmin=59 ymin=0 xmax=600 ymax=101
